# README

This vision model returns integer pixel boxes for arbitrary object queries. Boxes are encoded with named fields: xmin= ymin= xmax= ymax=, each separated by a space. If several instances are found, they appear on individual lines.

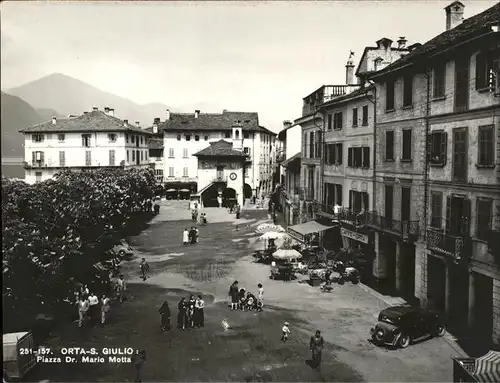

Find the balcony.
xmin=366 ymin=211 xmax=420 ymax=241
xmin=426 ymin=228 xmax=469 ymax=261
xmin=302 ymin=85 xmax=361 ymax=116
xmin=315 ymin=204 xmax=369 ymax=228
xmin=24 ymin=161 xmax=45 ymax=169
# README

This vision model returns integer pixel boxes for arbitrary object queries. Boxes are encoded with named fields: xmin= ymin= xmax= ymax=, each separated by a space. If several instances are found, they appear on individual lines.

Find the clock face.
xmin=229 ymin=172 xmax=237 ymax=181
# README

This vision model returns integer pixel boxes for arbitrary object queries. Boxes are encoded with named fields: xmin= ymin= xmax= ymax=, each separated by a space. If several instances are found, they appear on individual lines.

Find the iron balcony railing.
xmin=315 ymin=203 xmax=369 ymax=228
xmin=365 ymin=211 xmax=420 ymax=240
xmin=426 ymin=228 xmax=469 ymax=261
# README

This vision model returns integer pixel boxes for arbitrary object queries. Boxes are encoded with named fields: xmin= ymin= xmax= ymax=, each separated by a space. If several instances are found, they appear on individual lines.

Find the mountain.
xmin=36 ymin=108 xmax=64 ymax=121
xmin=7 ymin=73 xmax=175 ymax=127
xmin=1 ymin=92 xmax=43 ymax=157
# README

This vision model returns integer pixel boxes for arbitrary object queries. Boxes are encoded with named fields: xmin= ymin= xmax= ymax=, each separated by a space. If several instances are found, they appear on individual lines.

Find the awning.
xmin=473 ymin=350 xmax=500 ymax=382
xmin=281 ymin=152 xmax=301 ymax=167
xmin=287 ymin=221 xmax=334 ymax=242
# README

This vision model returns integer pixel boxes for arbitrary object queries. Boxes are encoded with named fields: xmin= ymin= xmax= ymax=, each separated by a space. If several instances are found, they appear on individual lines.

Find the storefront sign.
xmin=341 ymin=228 xmax=368 ymax=244
xmin=287 ymin=228 xmax=304 ymax=243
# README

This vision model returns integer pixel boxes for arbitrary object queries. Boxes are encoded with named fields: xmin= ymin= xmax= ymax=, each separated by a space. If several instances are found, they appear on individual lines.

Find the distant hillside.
xmin=7 ymin=73 xmax=176 ymax=127
xmin=36 ymin=108 xmax=64 ymax=122
xmin=0 ymin=92 xmax=43 ymax=157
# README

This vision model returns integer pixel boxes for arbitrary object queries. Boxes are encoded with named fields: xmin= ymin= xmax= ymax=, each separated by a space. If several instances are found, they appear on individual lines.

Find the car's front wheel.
xmin=435 ymin=324 xmax=446 ymax=337
xmin=398 ymin=334 xmax=410 ymax=348
xmin=118 ymin=250 xmax=126 ymax=257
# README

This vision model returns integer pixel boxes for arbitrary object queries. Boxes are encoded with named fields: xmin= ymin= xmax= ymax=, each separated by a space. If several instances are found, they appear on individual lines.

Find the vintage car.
xmin=370 ymin=305 xmax=446 ymax=348
xmin=112 ymin=240 xmax=134 ymax=257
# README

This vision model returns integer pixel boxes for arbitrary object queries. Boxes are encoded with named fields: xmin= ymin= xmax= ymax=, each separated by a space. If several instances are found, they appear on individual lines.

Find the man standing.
xmin=132 ymin=350 xmax=146 ymax=382
xmin=153 ymin=200 xmax=160 ymax=215
xmin=158 ymin=300 xmax=171 ymax=331
xmin=309 ymin=330 xmax=325 ymax=370
xmin=77 ymin=296 xmax=89 ymax=328
xmin=229 ymin=281 xmax=239 ymax=311
xmin=194 ymin=295 xmax=205 ymax=327
xmin=117 ymin=275 xmax=127 ymax=303
xmin=87 ymin=292 xmax=99 ymax=326
xmin=183 ymin=228 xmax=189 ymax=245
xmin=101 ymin=294 xmax=111 ymax=325
xmin=140 ymin=258 xmax=149 ymax=281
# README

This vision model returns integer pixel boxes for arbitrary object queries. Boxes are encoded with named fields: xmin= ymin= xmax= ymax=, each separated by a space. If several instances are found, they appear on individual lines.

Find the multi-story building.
xmin=146 ymin=118 xmax=165 ymax=185
xmin=368 ymin=1 xmax=500 ymax=348
xmin=156 ymin=109 xmax=276 ymax=199
xmin=19 ymin=107 xmax=152 ymax=184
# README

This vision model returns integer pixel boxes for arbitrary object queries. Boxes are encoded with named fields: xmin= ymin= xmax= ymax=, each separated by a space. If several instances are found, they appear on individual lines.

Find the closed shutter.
xmin=338 ymin=144 xmax=343 ymax=164
xmin=348 ymin=148 xmax=353 ymax=166
xmin=440 ymin=132 xmax=448 ymax=165
xmin=40 ymin=152 xmax=45 ymax=164
xmin=363 ymin=192 xmax=369 ymax=210
xmin=349 ymin=190 xmax=353 ymax=210
xmin=463 ymin=198 xmax=471 ymax=236
xmin=32 ymin=151 xmax=36 ymax=164
xmin=445 ymin=196 xmax=451 ymax=233
xmin=82 ymin=135 xmax=85 ymax=147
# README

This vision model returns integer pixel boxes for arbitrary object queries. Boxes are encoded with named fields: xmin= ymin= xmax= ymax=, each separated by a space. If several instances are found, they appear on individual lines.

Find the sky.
xmin=1 ymin=0 xmax=498 ymax=132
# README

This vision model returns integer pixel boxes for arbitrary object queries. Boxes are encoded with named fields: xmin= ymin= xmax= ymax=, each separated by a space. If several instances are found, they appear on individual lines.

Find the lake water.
xmin=1 ymin=157 xmax=24 ymax=179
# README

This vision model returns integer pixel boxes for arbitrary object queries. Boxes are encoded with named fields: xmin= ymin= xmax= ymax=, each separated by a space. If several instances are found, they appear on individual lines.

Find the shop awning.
xmin=287 ymin=221 xmax=334 ymax=242
xmin=473 ymin=351 xmax=500 ymax=382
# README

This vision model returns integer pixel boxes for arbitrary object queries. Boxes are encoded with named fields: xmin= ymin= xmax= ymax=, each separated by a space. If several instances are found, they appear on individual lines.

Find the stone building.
xmin=368 ymin=0 xmax=500 ymax=348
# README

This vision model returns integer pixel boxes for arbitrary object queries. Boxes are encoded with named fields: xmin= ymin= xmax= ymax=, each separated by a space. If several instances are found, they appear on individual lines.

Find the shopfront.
xmin=287 ymin=220 xmax=335 ymax=246
xmin=340 ymin=225 xmax=375 ymax=282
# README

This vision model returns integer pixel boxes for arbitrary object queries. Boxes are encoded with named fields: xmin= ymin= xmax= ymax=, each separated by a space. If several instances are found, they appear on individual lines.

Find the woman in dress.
xmin=309 ymin=330 xmax=325 ymax=370
xmin=158 ymin=300 xmax=171 ymax=331
xmin=187 ymin=295 xmax=196 ymax=328
xmin=177 ymin=297 xmax=187 ymax=330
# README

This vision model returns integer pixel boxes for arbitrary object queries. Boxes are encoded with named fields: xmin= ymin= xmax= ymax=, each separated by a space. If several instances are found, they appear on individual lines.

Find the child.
xmin=257 ymin=283 xmax=264 ymax=312
xmin=281 ymin=321 xmax=291 ymax=342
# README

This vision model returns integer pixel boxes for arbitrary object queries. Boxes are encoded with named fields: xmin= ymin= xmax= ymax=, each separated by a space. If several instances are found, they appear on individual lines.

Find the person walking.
xmin=229 ymin=281 xmax=239 ymax=311
xmin=281 ymin=322 xmax=291 ymax=342
xmin=101 ymin=294 xmax=111 ymax=325
xmin=187 ymin=295 xmax=196 ymax=328
xmin=195 ymin=227 xmax=200 ymax=243
xmin=140 ymin=258 xmax=150 ymax=281
xmin=183 ymin=228 xmax=189 ymax=245
xmin=158 ymin=300 xmax=171 ymax=331
xmin=117 ymin=274 xmax=127 ymax=303
xmin=77 ymin=296 xmax=89 ymax=328
xmin=235 ymin=204 xmax=241 ymax=219
xmin=177 ymin=297 xmax=187 ymax=330
xmin=309 ymin=330 xmax=325 ymax=370
xmin=87 ymin=292 xmax=99 ymax=326
xmin=153 ymin=201 xmax=160 ymax=215
xmin=194 ymin=295 xmax=205 ymax=327
xmin=132 ymin=350 xmax=146 ymax=382
xmin=189 ymin=227 xmax=197 ymax=245
xmin=257 ymin=283 xmax=264 ymax=312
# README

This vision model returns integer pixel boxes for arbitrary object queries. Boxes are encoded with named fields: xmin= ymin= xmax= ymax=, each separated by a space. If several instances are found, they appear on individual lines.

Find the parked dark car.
xmin=370 ymin=305 xmax=446 ymax=348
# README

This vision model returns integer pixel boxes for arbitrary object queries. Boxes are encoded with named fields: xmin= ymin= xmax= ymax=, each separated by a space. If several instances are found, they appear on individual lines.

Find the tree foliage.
xmin=2 ymin=168 xmax=155 ymax=329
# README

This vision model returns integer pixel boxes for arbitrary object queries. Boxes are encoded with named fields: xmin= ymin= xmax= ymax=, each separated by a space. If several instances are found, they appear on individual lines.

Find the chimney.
xmin=93 ymin=107 xmax=98 ymax=111
xmin=104 ymin=107 xmax=110 ymax=114
xmin=84 ymin=111 xmax=89 ymax=115
xmin=194 ymin=110 xmax=200 ymax=119
xmin=283 ymin=120 xmax=292 ymax=129
xmin=397 ymin=37 xmax=407 ymax=49
xmin=445 ymin=1 xmax=464 ymax=31
xmin=52 ymin=117 xmax=57 ymax=125
xmin=135 ymin=121 xmax=140 ymax=128
xmin=166 ymin=109 xmax=170 ymax=120
xmin=124 ymin=119 xmax=129 ymax=126
xmin=345 ymin=57 xmax=355 ymax=85
xmin=154 ymin=117 xmax=161 ymax=124
xmin=108 ymin=108 xmax=115 ymax=117
xmin=376 ymin=38 xmax=393 ymax=50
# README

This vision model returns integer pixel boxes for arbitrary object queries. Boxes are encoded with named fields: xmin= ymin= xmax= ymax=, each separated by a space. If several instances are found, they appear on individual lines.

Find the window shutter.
xmin=349 ymin=190 xmax=353 ymax=210
xmin=463 ymin=198 xmax=471 ymax=236
xmin=348 ymin=148 xmax=353 ymax=166
xmin=32 ymin=151 xmax=36 ymax=163
xmin=476 ymin=53 xmax=486 ymax=90
xmin=338 ymin=144 xmax=343 ymax=164
xmin=441 ymin=132 xmax=448 ymax=164
xmin=363 ymin=192 xmax=369 ymax=210
xmin=32 ymin=135 xmax=35 ymax=142
xmin=445 ymin=196 xmax=451 ymax=233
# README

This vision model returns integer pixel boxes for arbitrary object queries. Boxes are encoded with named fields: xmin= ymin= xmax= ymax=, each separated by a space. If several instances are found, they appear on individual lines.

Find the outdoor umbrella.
xmin=272 ymin=249 xmax=303 ymax=260
xmin=473 ymin=350 xmax=500 ymax=382
xmin=259 ymin=232 xmax=286 ymax=240
xmin=179 ymin=189 xmax=190 ymax=192
xmin=255 ymin=223 xmax=285 ymax=234
xmin=166 ymin=189 xmax=176 ymax=192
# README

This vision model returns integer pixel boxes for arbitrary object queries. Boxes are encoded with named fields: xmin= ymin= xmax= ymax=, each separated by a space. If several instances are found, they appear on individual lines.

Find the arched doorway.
xmin=222 ymin=187 xmax=236 ymax=208
xmin=243 ymin=183 xmax=252 ymax=199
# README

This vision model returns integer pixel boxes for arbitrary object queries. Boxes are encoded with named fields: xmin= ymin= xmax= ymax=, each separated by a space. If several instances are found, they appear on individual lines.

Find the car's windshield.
xmin=379 ymin=315 xmax=400 ymax=325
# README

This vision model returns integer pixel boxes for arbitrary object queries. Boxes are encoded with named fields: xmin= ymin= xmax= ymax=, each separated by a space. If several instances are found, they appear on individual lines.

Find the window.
xmin=403 ymin=75 xmax=413 ymax=107
xmin=204 ymin=135 xmax=209 ymax=141
xmin=183 ymin=148 xmax=188 ymax=158
xmin=168 ymin=148 xmax=175 ymax=158
xmin=59 ymin=151 xmax=65 ymax=167
xmin=429 ymin=131 xmax=447 ymax=165
xmin=362 ymin=147 xmax=370 ymax=168
xmin=455 ymin=56 xmax=470 ymax=112
xmin=140 ymin=136 xmax=143 ymax=144
xmin=333 ymin=112 xmax=343 ymax=130
xmin=315 ymin=130 xmax=322 ymax=158
xmin=132 ymin=151 xmax=135 ymax=162
xmin=145 ymin=151 xmax=148 ymax=161
xmin=362 ymin=105 xmax=368 ymax=126
xmin=431 ymin=192 xmax=443 ymax=228
xmin=235 ymin=130 xmax=240 ymax=139
xmin=385 ymin=131 xmax=394 ymax=161
xmin=177 ymin=134 xmax=181 ymax=141
xmin=82 ymin=134 xmax=91 ymax=147
xmin=326 ymin=144 xmax=335 ymax=165
xmin=401 ymin=187 xmax=411 ymax=222
xmin=185 ymin=134 xmax=191 ymax=141
xmin=35 ymin=171 xmax=42 ymax=183
xmin=224 ymin=131 xmax=231 ymax=138
xmin=478 ymin=125 xmax=494 ymax=166
xmin=140 ymin=151 xmax=143 ymax=161
xmin=385 ymin=79 xmax=395 ymax=111
xmin=109 ymin=150 xmax=116 ymax=166
xmin=433 ymin=63 xmax=446 ymax=98
xmin=195 ymin=135 xmax=200 ymax=141
xmin=32 ymin=134 xmax=44 ymax=143
xmin=108 ymin=133 xmax=117 ymax=143
xmin=131 ymin=135 xmax=135 ymax=143
xmin=243 ymin=131 xmax=250 ymax=139
xmin=476 ymin=198 xmax=493 ymax=240
xmin=126 ymin=134 xmax=129 ymax=143
xmin=168 ymin=167 xmax=174 ymax=177
xmin=402 ymin=129 xmax=412 ymax=161
xmin=349 ymin=190 xmax=369 ymax=213
xmin=244 ymin=147 xmax=251 ymax=155
xmin=303 ymin=133 xmax=308 ymax=157
xmin=352 ymin=109 xmax=358 ymax=127
xmin=476 ymin=52 xmax=495 ymax=90
xmin=309 ymin=131 xmax=315 ymax=158
xmin=327 ymin=114 xmax=333 ymax=130
xmin=127 ymin=150 xmax=129 ymax=162
xmin=58 ymin=134 xmax=65 ymax=142
xmin=85 ymin=151 xmax=91 ymax=166
xmin=183 ymin=167 xmax=188 ymax=177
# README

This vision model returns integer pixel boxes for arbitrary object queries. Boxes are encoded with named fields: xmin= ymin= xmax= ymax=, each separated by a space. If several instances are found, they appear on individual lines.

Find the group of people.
xmin=156 ymin=295 xmax=206 ymax=332
xmin=75 ymin=283 xmax=112 ymax=327
xmin=183 ymin=227 xmax=199 ymax=245
xmin=191 ymin=208 xmax=208 ymax=225
xmin=228 ymin=281 xmax=264 ymax=312
xmin=228 ymin=203 xmax=241 ymax=219
xmin=144 ymin=198 xmax=161 ymax=215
